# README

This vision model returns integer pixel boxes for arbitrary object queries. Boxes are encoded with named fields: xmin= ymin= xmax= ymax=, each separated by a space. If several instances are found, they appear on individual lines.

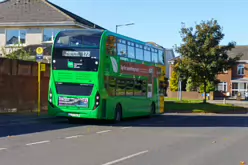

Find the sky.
xmin=50 ymin=0 xmax=248 ymax=56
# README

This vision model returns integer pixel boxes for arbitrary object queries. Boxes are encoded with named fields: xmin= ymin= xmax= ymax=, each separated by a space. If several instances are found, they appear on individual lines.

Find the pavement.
xmin=0 ymin=113 xmax=248 ymax=165
xmin=209 ymin=99 xmax=248 ymax=107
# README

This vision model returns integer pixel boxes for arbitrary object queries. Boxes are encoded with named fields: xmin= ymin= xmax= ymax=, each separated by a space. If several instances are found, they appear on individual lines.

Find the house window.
xmin=43 ymin=28 xmax=63 ymax=42
xmin=223 ymin=68 xmax=228 ymax=73
xmin=237 ymin=64 xmax=245 ymax=75
xmin=6 ymin=29 xmax=26 ymax=45
xmin=216 ymin=82 xmax=227 ymax=92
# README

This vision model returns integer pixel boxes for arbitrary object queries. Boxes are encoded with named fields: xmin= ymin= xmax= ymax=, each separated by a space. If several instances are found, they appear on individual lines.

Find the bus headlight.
xmin=49 ymin=88 xmax=53 ymax=103
xmin=94 ymin=92 xmax=100 ymax=109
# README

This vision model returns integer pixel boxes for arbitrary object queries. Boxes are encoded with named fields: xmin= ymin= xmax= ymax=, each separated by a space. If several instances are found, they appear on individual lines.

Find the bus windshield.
xmin=52 ymin=30 xmax=103 ymax=71
xmin=54 ymin=29 xmax=102 ymax=48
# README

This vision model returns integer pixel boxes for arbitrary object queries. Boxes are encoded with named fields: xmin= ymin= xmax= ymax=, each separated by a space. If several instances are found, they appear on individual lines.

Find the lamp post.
xmin=178 ymin=77 xmax=182 ymax=101
xmin=116 ymin=23 xmax=135 ymax=33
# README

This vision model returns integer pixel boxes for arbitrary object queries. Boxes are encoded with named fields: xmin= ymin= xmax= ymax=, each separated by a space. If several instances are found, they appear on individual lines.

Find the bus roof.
xmin=104 ymin=30 xmax=165 ymax=50
xmin=56 ymin=29 xmax=165 ymax=51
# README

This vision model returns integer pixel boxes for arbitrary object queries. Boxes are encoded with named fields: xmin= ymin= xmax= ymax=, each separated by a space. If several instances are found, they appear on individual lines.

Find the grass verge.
xmin=164 ymin=98 xmax=247 ymax=114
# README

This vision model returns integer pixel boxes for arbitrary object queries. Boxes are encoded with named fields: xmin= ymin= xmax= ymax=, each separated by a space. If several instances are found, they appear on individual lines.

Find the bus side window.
xmin=127 ymin=41 xmax=135 ymax=59
xmin=106 ymin=36 xmax=117 ymax=55
xmin=135 ymin=44 xmax=144 ymax=61
xmin=116 ymin=79 xmax=126 ymax=96
xmin=134 ymin=80 xmax=143 ymax=96
xmin=152 ymin=49 xmax=158 ymax=63
xmin=144 ymin=46 xmax=151 ymax=62
xmin=117 ymin=39 xmax=127 ymax=57
xmin=105 ymin=76 xmax=116 ymax=96
xmin=141 ymin=80 xmax=147 ymax=96
xmin=126 ymin=79 xmax=134 ymax=96
xmin=158 ymin=50 xmax=164 ymax=65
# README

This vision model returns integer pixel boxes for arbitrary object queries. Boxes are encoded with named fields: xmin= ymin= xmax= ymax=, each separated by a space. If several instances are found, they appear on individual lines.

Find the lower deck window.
xmin=56 ymin=83 xmax=93 ymax=96
xmin=105 ymin=77 xmax=147 ymax=97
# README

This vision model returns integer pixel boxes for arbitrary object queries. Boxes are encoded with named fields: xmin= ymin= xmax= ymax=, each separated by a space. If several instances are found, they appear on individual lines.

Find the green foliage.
xmin=199 ymin=81 xmax=216 ymax=93
xmin=169 ymin=71 xmax=179 ymax=91
xmin=186 ymin=77 xmax=199 ymax=92
xmin=1 ymin=43 xmax=34 ymax=61
xmin=175 ymin=19 xmax=242 ymax=102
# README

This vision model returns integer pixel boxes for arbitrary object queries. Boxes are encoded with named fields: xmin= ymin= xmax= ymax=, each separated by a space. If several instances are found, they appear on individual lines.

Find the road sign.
xmin=36 ymin=47 xmax=44 ymax=62
xmin=36 ymin=54 xmax=43 ymax=62
xmin=36 ymin=47 xmax=44 ymax=55
xmin=41 ymin=64 xmax=46 ymax=72
xmin=36 ymin=46 xmax=44 ymax=116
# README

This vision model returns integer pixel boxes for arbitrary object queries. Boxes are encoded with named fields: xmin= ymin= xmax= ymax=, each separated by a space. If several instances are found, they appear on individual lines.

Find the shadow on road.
xmin=1 ymin=114 xmax=248 ymax=138
xmin=0 ymin=117 xmax=83 ymax=138
xmin=113 ymin=114 xmax=248 ymax=128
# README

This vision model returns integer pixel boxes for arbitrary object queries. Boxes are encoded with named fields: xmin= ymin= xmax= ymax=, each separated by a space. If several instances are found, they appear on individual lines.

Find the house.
xmin=168 ymin=45 xmax=248 ymax=99
xmin=217 ymin=46 xmax=248 ymax=98
xmin=165 ymin=49 xmax=175 ymax=78
xmin=0 ymin=0 xmax=105 ymax=62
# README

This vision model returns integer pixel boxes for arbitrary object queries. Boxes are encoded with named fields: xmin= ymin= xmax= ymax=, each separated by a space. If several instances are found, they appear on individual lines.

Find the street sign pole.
xmin=36 ymin=47 xmax=44 ymax=116
xmin=38 ymin=61 xmax=41 ymax=116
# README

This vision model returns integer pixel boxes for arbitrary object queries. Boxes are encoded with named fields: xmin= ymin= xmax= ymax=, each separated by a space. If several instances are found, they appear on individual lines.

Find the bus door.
xmin=148 ymin=68 xmax=153 ymax=98
xmin=147 ymin=84 xmax=153 ymax=98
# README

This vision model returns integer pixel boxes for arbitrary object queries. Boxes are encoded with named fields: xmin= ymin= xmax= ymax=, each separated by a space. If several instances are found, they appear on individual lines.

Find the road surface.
xmin=0 ymin=113 xmax=248 ymax=165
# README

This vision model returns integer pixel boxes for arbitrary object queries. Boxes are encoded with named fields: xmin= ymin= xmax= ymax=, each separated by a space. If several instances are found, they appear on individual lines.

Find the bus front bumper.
xmin=48 ymin=104 xmax=99 ymax=119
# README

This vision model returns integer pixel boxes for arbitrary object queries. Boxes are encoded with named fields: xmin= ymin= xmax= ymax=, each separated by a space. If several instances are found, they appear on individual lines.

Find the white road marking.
xmin=121 ymin=127 xmax=131 ymax=129
xmin=65 ymin=135 xmax=84 ymax=139
xmin=0 ymin=148 xmax=7 ymax=151
xmin=101 ymin=150 xmax=149 ymax=165
xmin=26 ymin=140 xmax=50 ymax=146
xmin=96 ymin=130 xmax=111 ymax=134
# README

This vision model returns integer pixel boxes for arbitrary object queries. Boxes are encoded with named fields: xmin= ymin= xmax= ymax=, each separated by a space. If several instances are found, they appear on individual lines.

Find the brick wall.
xmin=217 ymin=69 xmax=232 ymax=93
xmin=0 ymin=58 xmax=50 ymax=112
xmin=167 ymin=91 xmax=203 ymax=100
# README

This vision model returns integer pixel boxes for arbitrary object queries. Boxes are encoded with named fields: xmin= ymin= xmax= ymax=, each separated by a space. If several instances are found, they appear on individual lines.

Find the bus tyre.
xmin=150 ymin=102 xmax=156 ymax=116
xmin=114 ymin=104 xmax=122 ymax=122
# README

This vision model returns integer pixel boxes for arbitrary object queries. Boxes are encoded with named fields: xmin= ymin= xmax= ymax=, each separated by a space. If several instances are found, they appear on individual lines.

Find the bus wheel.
xmin=114 ymin=104 xmax=122 ymax=122
xmin=150 ymin=102 xmax=156 ymax=116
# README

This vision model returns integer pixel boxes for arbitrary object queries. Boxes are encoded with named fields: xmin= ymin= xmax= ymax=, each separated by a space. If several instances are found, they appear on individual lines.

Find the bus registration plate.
xmin=68 ymin=113 xmax=80 ymax=117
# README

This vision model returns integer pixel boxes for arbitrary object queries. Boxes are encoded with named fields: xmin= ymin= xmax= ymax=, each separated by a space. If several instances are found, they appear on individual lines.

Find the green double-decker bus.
xmin=48 ymin=29 xmax=165 ymax=122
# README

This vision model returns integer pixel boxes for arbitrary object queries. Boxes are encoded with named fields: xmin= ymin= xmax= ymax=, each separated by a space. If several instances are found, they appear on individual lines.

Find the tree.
xmin=1 ymin=43 xmax=34 ymax=61
xmin=175 ymin=19 xmax=242 ymax=103
xmin=199 ymin=81 xmax=216 ymax=93
xmin=186 ymin=77 xmax=199 ymax=92
xmin=169 ymin=70 xmax=179 ymax=91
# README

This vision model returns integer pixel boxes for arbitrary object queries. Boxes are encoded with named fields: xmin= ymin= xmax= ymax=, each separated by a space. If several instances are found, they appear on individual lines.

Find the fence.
xmin=0 ymin=58 xmax=50 ymax=113
xmin=167 ymin=91 xmax=203 ymax=100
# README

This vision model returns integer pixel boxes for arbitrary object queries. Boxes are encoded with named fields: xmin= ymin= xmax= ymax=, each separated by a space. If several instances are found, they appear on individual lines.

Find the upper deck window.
xmin=151 ymin=48 xmax=158 ymax=63
xmin=127 ymin=41 xmax=135 ymax=59
xmin=117 ymin=39 xmax=127 ymax=56
xmin=106 ymin=36 xmax=117 ymax=55
xmin=135 ymin=44 xmax=144 ymax=60
xmin=144 ymin=46 xmax=151 ymax=62
xmin=54 ymin=30 xmax=102 ymax=48
xmin=158 ymin=49 xmax=164 ymax=65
